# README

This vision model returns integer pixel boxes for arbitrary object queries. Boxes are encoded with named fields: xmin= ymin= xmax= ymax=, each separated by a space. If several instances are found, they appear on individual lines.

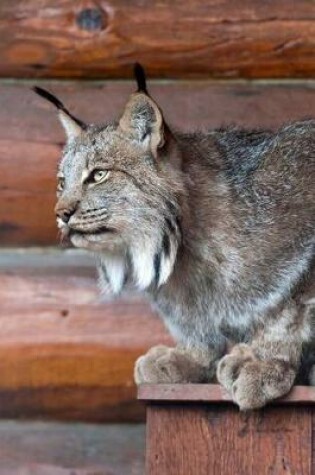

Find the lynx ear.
xmin=58 ymin=110 xmax=84 ymax=141
xmin=134 ymin=63 xmax=148 ymax=94
xmin=119 ymin=93 xmax=164 ymax=156
xmin=119 ymin=63 xmax=164 ymax=156
xmin=32 ymin=87 xmax=86 ymax=141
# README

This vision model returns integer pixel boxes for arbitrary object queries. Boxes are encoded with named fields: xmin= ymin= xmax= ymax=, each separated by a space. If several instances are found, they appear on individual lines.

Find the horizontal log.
xmin=0 ymin=420 xmax=144 ymax=474
xmin=1 ymin=468 xmax=110 ymax=475
xmin=0 ymin=1 xmax=314 ymax=78
xmin=0 ymin=249 xmax=172 ymax=422
xmin=1 ymin=80 xmax=315 ymax=246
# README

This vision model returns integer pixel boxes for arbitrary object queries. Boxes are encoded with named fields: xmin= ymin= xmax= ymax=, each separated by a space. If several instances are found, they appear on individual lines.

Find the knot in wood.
xmin=76 ymin=8 xmax=106 ymax=32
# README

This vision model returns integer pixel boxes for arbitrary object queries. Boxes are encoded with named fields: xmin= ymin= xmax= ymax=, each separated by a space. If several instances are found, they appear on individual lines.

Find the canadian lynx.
xmin=34 ymin=65 xmax=314 ymax=409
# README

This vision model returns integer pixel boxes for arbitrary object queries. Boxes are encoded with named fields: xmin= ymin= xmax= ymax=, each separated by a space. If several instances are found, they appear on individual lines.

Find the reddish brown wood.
xmin=141 ymin=385 xmax=315 ymax=474
xmin=19 ymin=81 xmax=315 ymax=142
xmin=138 ymin=383 xmax=315 ymax=404
xmin=0 ymin=250 xmax=172 ymax=421
xmin=0 ymin=420 xmax=144 ymax=474
xmin=3 ymin=468 xmax=111 ymax=475
xmin=145 ymin=402 xmax=314 ymax=475
xmin=0 ymin=1 xmax=314 ymax=78
xmin=1 ymin=81 xmax=315 ymax=246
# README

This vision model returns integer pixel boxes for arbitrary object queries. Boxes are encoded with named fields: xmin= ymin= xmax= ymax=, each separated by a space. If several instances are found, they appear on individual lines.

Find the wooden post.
xmin=139 ymin=384 xmax=315 ymax=475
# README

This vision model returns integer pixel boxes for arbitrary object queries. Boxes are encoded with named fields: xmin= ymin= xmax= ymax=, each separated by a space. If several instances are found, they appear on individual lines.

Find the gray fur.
xmin=48 ymin=80 xmax=315 ymax=409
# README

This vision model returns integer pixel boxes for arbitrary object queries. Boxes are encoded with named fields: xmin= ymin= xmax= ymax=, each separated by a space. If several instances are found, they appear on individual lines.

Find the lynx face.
xmin=52 ymin=90 xmax=183 ymax=293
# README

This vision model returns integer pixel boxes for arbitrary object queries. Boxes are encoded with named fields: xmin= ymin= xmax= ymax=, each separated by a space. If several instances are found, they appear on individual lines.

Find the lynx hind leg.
xmin=217 ymin=303 xmax=306 ymax=410
xmin=134 ymin=345 xmax=220 ymax=384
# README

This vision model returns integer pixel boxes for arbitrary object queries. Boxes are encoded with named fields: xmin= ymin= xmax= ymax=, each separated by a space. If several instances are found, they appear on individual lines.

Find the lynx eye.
xmin=91 ymin=169 xmax=110 ymax=184
xmin=57 ymin=177 xmax=65 ymax=192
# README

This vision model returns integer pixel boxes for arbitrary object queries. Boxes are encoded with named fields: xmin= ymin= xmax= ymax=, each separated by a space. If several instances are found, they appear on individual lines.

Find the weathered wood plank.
xmin=146 ymin=404 xmax=313 ymax=475
xmin=1 ymin=80 xmax=315 ymax=246
xmin=0 ymin=421 xmax=144 ymax=475
xmin=0 ymin=1 xmax=314 ymax=78
xmin=0 ymin=468 xmax=112 ymax=475
xmin=138 ymin=384 xmax=315 ymax=405
xmin=0 ymin=249 xmax=171 ymax=422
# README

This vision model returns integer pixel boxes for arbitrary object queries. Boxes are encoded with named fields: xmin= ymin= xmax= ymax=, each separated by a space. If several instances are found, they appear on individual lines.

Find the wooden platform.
xmin=139 ymin=383 xmax=315 ymax=404
xmin=139 ymin=384 xmax=315 ymax=475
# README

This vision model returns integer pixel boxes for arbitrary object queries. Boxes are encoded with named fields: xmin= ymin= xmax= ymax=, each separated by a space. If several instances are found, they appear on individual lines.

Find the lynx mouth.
xmin=69 ymin=226 xmax=116 ymax=237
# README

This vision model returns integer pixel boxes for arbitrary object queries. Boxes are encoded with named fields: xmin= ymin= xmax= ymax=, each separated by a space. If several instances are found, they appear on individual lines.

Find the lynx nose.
xmin=56 ymin=209 xmax=72 ymax=223
xmin=55 ymin=202 xmax=78 ymax=224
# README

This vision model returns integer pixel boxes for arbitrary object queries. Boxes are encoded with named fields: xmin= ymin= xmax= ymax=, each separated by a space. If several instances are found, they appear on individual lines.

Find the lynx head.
xmin=33 ymin=65 xmax=183 ymax=294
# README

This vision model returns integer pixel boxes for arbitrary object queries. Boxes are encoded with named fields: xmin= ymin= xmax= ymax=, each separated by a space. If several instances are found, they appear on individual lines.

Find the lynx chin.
xmin=34 ymin=64 xmax=315 ymax=410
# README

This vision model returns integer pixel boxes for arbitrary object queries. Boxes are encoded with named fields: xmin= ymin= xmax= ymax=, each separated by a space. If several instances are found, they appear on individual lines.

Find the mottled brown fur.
xmin=34 ymin=67 xmax=314 ymax=409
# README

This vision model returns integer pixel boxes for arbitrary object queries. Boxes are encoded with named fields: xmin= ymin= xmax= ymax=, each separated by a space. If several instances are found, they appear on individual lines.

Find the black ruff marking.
xmin=165 ymin=200 xmax=182 ymax=235
xmin=165 ymin=199 xmax=178 ymax=216
xmin=175 ymin=216 xmax=182 ymax=236
xmin=100 ymin=263 xmax=109 ymax=283
xmin=154 ymin=252 xmax=161 ymax=286
xmin=162 ymin=232 xmax=171 ymax=257
xmin=165 ymin=217 xmax=176 ymax=234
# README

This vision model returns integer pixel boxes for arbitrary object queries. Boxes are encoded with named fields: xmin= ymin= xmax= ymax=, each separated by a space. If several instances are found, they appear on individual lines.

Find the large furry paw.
xmin=217 ymin=344 xmax=295 ymax=410
xmin=134 ymin=345 xmax=211 ymax=384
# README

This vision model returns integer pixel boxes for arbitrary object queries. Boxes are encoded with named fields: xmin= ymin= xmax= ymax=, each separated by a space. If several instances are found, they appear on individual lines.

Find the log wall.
xmin=0 ymin=0 xmax=314 ymax=424
xmin=0 ymin=250 xmax=171 ymax=422
xmin=0 ymin=1 xmax=314 ymax=79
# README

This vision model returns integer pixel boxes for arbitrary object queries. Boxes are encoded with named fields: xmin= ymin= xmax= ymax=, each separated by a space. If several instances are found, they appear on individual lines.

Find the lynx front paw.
xmin=134 ymin=345 xmax=209 ymax=384
xmin=216 ymin=344 xmax=256 ymax=392
xmin=217 ymin=344 xmax=296 ymax=410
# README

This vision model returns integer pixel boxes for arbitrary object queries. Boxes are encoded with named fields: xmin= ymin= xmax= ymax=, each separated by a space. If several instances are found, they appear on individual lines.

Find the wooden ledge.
xmin=138 ymin=384 xmax=315 ymax=405
xmin=141 ymin=385 xmax=315 ymax=474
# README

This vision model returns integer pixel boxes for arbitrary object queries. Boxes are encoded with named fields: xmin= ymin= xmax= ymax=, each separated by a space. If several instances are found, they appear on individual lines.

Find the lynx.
xmin=34 ymin=65 xmax=314 ymax=410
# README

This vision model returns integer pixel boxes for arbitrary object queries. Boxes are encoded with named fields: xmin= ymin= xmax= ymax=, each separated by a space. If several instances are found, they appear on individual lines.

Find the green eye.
xmin=92 ymin=169 xmax=110 ymax=184
xmin=57 ymin=177 xmax=65 ymax=192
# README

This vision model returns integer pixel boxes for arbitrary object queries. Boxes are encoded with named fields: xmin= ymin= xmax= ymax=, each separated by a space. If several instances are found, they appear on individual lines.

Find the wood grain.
xmin=138 ymin=384 xmax=315 ymax=405
xmin=0 ymin=249 xmax=172 ymax=422
xmin=0 ymin=1 xmax=314 ymax=79
xmin=146 ymin=404 xmax=313 ymax=475
xmin=0 ymin=420 xmax=144 ymax=475
xmin=1 ymin=80 xmax=315 ymax=246
xmin=1 ymin=468 xmax=112 ymax=475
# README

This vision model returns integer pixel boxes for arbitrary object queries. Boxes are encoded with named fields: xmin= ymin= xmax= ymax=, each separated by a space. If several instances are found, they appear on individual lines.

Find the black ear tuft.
xmin=32 ymin=86 xmax=87 ymax=129
xmin=33 ymin=86 xmax=65 ymax=110
xmin=134 ymin=63 xmax=148 ymax=94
